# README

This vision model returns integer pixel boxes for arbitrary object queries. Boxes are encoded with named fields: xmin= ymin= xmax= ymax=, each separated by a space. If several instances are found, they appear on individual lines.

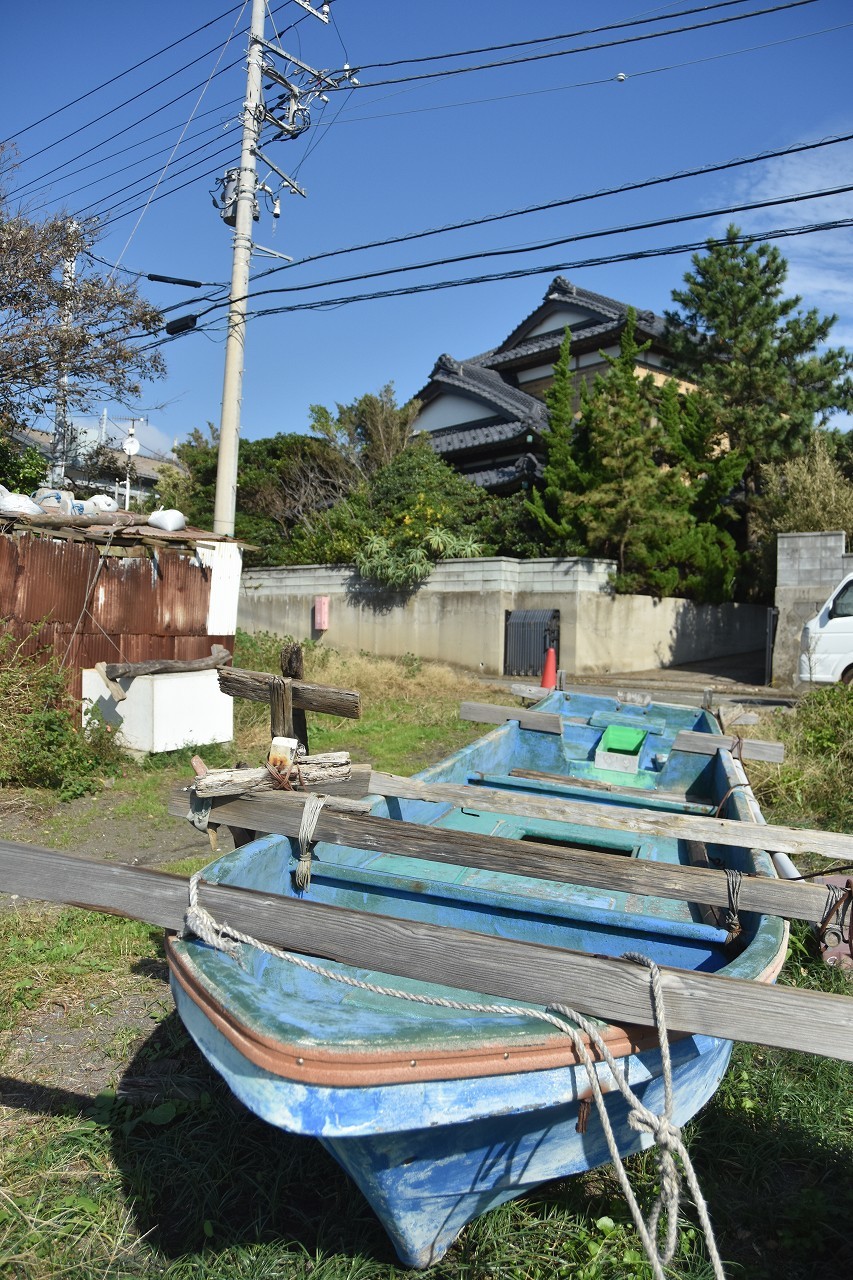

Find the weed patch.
xmin=0 ymin=630 xmax=125 ymax=798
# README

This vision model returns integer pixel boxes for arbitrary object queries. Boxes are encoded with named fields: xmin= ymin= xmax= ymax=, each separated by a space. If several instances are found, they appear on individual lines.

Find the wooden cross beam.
xmin=198 ymin=644 xmax=363 ymax=852
xmin=218 ymin=650 xmax=360 ymax=753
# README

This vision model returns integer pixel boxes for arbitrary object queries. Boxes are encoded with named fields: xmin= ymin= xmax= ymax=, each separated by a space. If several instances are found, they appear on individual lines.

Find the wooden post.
xmin=269 ymin=676 xmax=294 ymax=738
xmin=281 ymin=643 xmax=309 ymax=751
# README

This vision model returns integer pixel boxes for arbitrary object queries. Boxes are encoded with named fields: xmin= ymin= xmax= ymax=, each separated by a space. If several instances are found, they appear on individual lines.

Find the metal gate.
xmin=503 ymin=608 xmax=560 ymax=677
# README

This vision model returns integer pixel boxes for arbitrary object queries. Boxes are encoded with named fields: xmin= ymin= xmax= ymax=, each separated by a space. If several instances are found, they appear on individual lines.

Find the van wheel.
xmin=842 ymin=667 xmax=853 ymax=686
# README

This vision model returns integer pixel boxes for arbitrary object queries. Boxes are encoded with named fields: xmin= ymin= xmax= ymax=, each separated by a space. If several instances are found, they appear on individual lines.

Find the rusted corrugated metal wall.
xmin=0 ymin=533 xmax=233 ymax=700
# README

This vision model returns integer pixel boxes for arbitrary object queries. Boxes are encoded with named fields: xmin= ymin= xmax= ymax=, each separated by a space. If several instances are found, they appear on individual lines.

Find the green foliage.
xmin=526 ymin=328 xmax=587 ymax=552
xmin=0 ymin=630 xmax=125 ymax=796
xmin=753 ymin=684 xmax=853 ymax=833
xmin=309 ymin=381 xmax=421 ymax=475
xmin=666 ymin=224 xmax=853 ymax=566
xmin=529 ymin=312 xmax=737 ymax=600
xmin=824 ymin=424 xmax=853 ymax=481
xmin=305 ymin=439 xmax=486 ymax=587
xmin=0 ymin=420 xmax=47 ymax=491
xmin=752 ymin=431 xmax=853 ymax=592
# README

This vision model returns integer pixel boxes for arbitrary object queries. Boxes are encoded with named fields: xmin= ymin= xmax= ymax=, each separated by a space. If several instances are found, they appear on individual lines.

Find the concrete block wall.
xmin=239 ymin=558 xmax=768 ymax=677
xmin=773 ymin=532 xmax=853 ymax=686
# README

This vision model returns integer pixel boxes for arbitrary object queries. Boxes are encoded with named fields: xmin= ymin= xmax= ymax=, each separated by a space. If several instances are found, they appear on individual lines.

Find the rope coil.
xmin=295 ymin=792 xmax=327 ymax=889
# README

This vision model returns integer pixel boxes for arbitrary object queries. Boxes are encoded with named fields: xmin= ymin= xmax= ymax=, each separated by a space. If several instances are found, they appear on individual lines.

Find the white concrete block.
xmin=82 ymin=668 xmax=233 ymax=755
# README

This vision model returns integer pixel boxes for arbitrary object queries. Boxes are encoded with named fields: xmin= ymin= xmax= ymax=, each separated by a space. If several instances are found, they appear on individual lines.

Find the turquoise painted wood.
xmin=168 ymin=690 xmax=787 ymax=1267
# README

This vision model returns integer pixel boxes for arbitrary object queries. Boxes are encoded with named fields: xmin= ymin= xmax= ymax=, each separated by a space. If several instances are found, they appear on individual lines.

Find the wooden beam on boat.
xmin=507 ymin=767 xmax=713 ymax=809
xmin=166 ymin=785 xmax=832 ymax=924
xmin=459 ymin=701 xmax=562 ymax=733
xmin=369 ymin=773 xmax=853 ymax=863
xmin=1 ymin=839 xmax=851 ymax=1062
xmin=218 ymin=668 xmax=361 ymax=719
xmin=460 ymin=703 xmax=784 ymax=761
xmin=672 ymin=729 xmax=784 ymax=763
xmin=193 ymin=754 xmax=359 ymax=797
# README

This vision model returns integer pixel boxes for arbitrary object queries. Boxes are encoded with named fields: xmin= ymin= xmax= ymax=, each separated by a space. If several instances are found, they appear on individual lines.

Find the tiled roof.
xmin=429 ymin=418 xmax=540 ymax=455
xmin=460 ymin=455 xmax=544 ymax=491
xmin=487 ymin=275 xmax=666 ymax=362
xmin=419 ymin=354 xmax=548 ymax=427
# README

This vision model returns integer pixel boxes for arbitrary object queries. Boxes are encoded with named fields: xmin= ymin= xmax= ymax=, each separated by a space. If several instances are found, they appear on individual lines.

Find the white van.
xmin=798 ymin=572 xmax=853 ymax=685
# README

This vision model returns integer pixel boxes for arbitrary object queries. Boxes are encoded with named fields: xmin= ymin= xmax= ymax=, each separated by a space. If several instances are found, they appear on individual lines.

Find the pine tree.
xmin=665 ymin=224 xmax=853 ymax=557
xmin=530 ymin=311 xmax=737 ymax=600
xmin=526 ymin=328 xmax=587 ymax=551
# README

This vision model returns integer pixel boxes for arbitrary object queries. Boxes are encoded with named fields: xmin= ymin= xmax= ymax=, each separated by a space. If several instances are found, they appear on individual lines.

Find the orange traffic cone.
xmin=540 ymin=646 xmax=557 ymax=689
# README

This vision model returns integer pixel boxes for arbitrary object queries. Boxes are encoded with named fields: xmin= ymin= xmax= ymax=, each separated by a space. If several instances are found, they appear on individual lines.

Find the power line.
xmin=321 ymin=19 xmax=851 ymax=130
xmin=338 ymin=0 xmax=821 ymax=91
xmin=8 ymin=1 xmax=302 ymax=179
xmin=26 ymin=121 xmax=235 ymax=219
xmin=230 ymin=218 xmax=853 ymax=323
xmin=194 ymin=181 xmax=853 ymax=317
xmin=251 ymin=130 xmax=853 ymax=283
xmin=0 ymin=2 xmax=244 ymax=146
xmin=355 ymin=0 xmax=780 ymax=69
xmin=126 ymin=214 xmax=848 ymax=350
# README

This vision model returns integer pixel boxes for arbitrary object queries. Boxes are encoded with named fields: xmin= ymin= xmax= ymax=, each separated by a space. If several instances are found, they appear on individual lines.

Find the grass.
xmin=1 ymin=642 xmax=851 ymax=1278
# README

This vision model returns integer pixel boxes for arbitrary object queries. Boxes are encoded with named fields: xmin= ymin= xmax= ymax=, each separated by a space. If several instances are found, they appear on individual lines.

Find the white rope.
xmin=182 ymin=880 xmax=726 ymax=1279
xmin=295 ymin=792 xmax=328 ymax=889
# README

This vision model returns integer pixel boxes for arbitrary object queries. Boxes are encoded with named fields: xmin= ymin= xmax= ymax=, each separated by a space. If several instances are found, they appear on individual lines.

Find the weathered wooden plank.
xmin=269 ymin=676 xmax=293 ymax=738
xmin=194 ymin=754 xmax=354 ymax=797
xmin=0 ymin=840 xmax=850 ymax=1061
xmin=509 ymin=683 xmax=553 ymax=701
xmin=507 ymin=768 xmax=715 ymax=812
xmin=369 ymin=772 xmax=853 ymax=862
xmin=170 ymin=786 xmax=831 ymax=924
xmin=218 ymin=668 xmax=360 ymax=719
xmin=673 ymin=729 xmax=784 ymax=763
xmin=103 ymin=646 xmax=231 ymax=681
xmin=459 ymin=702 xmax=563 ymax=734
xmin=281 ymin=643 xmax=309 ymax=750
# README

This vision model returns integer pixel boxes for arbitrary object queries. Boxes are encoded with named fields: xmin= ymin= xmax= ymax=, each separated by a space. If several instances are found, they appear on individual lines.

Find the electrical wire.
xmin=129 ymin=213 xmax=852 ymax=348
xmin=109 ymin=8 xmax=242 ymax=273
xmin=29 ymin=122 xmax=237 ymax=220
xmin=334 ymin=0 xmax=822 ymax=90
xmin=322 ymin=18 xmax=852 ymax=128
xmin=234 ymin=217 xmax=853 ymax=322
xmin=85 ymin=127 xmax=853 ymax=304
xmin=8 ymin=0 xmax=302 ymax=180
xmin=250 ymin=130 xmax=853 ymax=282
xmin=355 ymin=0 xmax=789 ymax=69
xmin=0 ymin=1 xmax=245 ymax=146
xmin=193 ymin=182 xmax=853 ymax=317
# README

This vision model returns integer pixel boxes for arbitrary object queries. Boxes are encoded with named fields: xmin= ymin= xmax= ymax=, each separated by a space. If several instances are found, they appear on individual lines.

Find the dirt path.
xmin=0 ymin=773 xmax=223 ymax=866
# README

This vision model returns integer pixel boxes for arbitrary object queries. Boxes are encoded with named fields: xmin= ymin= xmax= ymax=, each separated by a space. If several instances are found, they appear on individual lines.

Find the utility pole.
xmin=210 ymin=3 xmax=358 ymax=536
xmin=212 ymin=0 xmax=266 ymax=536
xmin=52 ymin=219 xmax=78 ymax=485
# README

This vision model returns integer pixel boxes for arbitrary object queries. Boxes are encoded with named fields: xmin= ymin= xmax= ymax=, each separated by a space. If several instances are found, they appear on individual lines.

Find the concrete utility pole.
xmin=210 ymin=4 xmax=358 ymax=535
xmin=213 ymin=0 xmax=266 ymax=536
xmin=52 ymin=219 xmax=78 ymax=484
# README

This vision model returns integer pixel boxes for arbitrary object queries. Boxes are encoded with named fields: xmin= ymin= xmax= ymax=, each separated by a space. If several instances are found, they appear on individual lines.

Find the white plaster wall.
xmin=526 ymin=304 xmax=590 ymax=337
xmin=415 ymin=394 xmax=495 ymax=432
xmin=239 ymin=559 xmax=766 ymax=677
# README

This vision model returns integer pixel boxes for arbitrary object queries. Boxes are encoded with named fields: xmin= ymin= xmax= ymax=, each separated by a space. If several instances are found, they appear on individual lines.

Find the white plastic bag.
xmin=0 ymin=490 xmax=44 ymax=516
xmin=148 ymin=508 xmax=186 ymax=532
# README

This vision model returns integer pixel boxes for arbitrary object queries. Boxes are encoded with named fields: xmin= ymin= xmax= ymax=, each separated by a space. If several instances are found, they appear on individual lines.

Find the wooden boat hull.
xmin=168 ymin=690 xmax=787 ymax=1264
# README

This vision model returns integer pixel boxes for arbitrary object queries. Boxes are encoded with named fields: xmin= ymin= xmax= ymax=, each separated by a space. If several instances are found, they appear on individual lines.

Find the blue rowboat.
xmin=167 ymin=690 xmax=787 ymax=1267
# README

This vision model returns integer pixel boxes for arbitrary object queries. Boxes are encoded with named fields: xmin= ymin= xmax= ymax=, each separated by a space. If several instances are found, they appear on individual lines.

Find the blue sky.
xmin=2 ymin=0 xmax=852 ymax=459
